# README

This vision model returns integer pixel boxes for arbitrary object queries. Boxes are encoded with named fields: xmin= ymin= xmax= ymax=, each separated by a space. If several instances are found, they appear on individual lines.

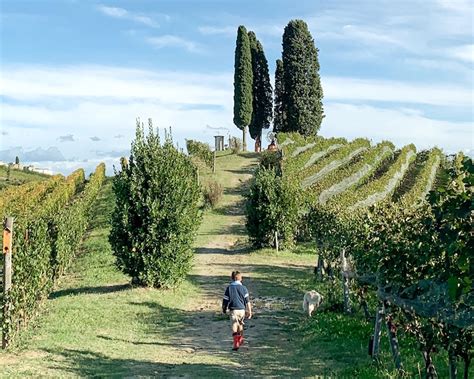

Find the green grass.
xmin=0 ymin=166 xmax=49 ymax=190
xmin=0 ymin=154 xmax=461 ymax=378
xmin=0 ymin=182 xmax=207 ymax=377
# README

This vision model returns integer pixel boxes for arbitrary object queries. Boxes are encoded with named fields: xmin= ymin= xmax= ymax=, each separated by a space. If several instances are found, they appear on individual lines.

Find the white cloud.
xmin=1 ymin=64 xmax=472 ymax=169
xmin=147 ymin=35 xmax=202 ymax=53
xmin=97 ymin=5 xmax=159 ymax=28
xmin=324 ymin=77 xmax=471 ymax=107
xmin=2 ymin=66 xmax=470 ymax=108
xmin=404 ymin=58 xmax=472 ymax=78
xmin=321 ymin=103 xmax=473 ymax=154
xmin=305 ymin=1 xmax=473 ymax=65
xmin=436 ymin=0 xmax=474 ymax=13
xmin=319 ymin=24 xmax=405 ymax=48
xmin=0 ymin=65 xmax=231 ymax=105
xmin=198 ymin=26 xmax=236 ymax=36
xmin=448 ymin=44 xmax=474 ymax=63
xmin=198 ymin=23 xmax=283 ymax=38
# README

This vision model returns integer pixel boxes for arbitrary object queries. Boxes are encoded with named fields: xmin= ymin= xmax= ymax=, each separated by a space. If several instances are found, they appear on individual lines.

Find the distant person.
xmin=222 ymin=270 xmax=252 ymax=351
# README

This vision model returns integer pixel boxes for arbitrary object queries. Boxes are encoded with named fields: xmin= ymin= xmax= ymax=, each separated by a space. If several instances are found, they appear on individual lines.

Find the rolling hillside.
xmin=278 ymin=132 xmax=444 ymax=210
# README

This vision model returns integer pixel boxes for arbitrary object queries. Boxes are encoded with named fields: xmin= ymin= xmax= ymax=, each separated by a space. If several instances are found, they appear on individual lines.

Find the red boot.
xmin=238 ymin=332 xmax=244 ymax=346
xmin=232 ymin=333 xmax=240 ymax=350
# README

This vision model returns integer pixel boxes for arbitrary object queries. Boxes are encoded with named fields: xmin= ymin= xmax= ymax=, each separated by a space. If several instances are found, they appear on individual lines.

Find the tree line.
xmin=233 ymin=20 xmax=324 ymax=151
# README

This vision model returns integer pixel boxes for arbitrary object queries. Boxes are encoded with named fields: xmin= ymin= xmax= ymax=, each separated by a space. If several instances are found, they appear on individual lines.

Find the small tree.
xmin=282 ymin=19 xmax=324 ymax=136
xmin=233 ymin=25 xmax=253 ymax=151
xmin=248 ymin=31 xmax=273 ymax=150
xmin=273 ymin=59 xmax=285 ymax=133
xmin=15 ymin=156 xmax=20 ymax=165
xmin=186 ymin=139 xmax=213 ymax=168
xmin=245 ymin=167 xmax=300 ymax=249
xmin=110 ymin=119 xmax=201 ymax=288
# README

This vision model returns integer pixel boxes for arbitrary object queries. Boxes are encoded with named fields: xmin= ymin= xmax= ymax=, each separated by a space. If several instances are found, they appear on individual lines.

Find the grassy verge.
xmin=0 ymin=181 xmax=203 ymax=377
xmin=0 ymin=166 xmax=48 ymax=190
xmin=0 ymin=154 xmax=457 ymax=378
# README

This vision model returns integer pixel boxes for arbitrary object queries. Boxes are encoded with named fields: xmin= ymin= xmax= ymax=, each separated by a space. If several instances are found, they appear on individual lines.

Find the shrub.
xmin=186 ymin=139 xmax=213 ymax=167
xmin=203 ymin=179 xmax=223 ymax=208
xmin=260 ymin=150 xmax=282 ymax=174
xmin=245 ymin=167 xmax=300 ymax=249
xmin=110 ymin=120 xmax=201 ymax=288
xmin=229 ymin=137 xmax=242 ymax=154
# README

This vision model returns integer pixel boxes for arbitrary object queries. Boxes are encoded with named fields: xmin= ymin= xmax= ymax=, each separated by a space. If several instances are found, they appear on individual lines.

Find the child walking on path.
xmin=222 ymin=271 xmax=252 ymax=351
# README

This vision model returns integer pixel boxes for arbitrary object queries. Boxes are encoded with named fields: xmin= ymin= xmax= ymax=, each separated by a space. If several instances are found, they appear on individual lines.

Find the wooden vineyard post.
xmin=371 ymin=303 xmax=385 ymax=360
xmin=316 ymin=255 xmax=324 ymax=280
xmin=385 ymin=309 xmax=403 ymax=371
xmin=2 ymin=217 xmax=13 ymax=349
xmin=341 ymin=249 xmax=351 ymax=314
xmin=274 ymin=231 xmax=279 ymax=252
xmin=212 ymin=150 xmax=216 ymax=174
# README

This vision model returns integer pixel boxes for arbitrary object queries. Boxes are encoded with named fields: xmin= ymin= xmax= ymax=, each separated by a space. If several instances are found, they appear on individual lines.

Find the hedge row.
xmin=334 ymin=144 xmax=416 ymax=211
xmin=400 ymin=148 xmax=443 ymax=207
xmin=282 ymin=136 xmax=347 ymax=174
xmin=278 ymin=132 xmax=321 ymax=156
xmin=1 ymin=164 xmax=105 ymax=346
xmin=0 ymin=175 xmax=64 ymax=216
xmin=316 ymin=141 xmax=395 ymax=206
xmin=298 ymin=138 xmax=371 ymax=188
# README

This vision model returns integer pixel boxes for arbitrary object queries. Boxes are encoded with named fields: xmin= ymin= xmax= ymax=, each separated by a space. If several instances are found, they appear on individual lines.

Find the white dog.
xmin=303 ymin=290 xmax=323 ymax=317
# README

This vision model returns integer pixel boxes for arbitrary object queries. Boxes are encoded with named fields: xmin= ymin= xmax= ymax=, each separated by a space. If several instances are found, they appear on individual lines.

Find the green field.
xmin=0 ymin=166 xmax=49 ymax=190
xmin=0 ymin=153 xmax=454 ymax=378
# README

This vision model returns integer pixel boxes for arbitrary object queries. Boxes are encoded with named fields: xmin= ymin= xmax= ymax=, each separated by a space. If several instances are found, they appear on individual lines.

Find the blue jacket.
xmin=222 ymin=281 xmax=249 ymax=311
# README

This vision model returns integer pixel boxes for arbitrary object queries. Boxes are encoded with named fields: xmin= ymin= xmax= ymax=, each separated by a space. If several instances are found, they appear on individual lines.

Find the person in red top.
xmin=222 ymin=271 xmax=252 ymax=351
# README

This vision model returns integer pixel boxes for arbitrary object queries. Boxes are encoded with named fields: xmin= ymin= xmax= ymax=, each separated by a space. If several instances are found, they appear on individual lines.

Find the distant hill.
xmin=0 ymin=165 xmax=50 ymax=191
xmin=0 ymin=146 xmax=65 ymax=162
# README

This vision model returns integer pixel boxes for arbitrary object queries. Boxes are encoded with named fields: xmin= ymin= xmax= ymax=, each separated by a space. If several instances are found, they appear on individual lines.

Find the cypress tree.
xmin=281 ymin=19 xmax=324 ymax=136
xmin=233 ymin=25 xmax=253 ymax=151
xmin=273 ymin=59 xmax=284 ymax=133
xmin=248 ymin=31 xmax=273 ymax=150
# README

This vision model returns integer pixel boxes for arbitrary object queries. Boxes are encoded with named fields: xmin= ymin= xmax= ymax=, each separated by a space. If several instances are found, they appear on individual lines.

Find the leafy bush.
xmin=260 ymin=150 xmax=282 ymax=174
xmin=203 ymin=179 xmax=223 ymax=208
xmin=229 ymin=137 xmax=242 ymax=154
xmin=245 ymin=167 xmax=300 ymax=249
xmin=110 ymin=121 xmax=201 ymax=288
xmin=186 ymin=139 xmax=213 ymax=167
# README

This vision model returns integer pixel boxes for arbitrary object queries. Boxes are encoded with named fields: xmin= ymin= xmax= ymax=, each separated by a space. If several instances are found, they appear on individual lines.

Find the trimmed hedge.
xmin=1 ymin=164 xmax=105 ymax=346
xmin=334 ymin=144 xmax=417 ymax=211
xmin=283 ymin=137 xmax=347 ymax=174
xmin=298 ymin=138 xmax=371 ymax=188
xmin=319 ymin=141 xmax=395 ymax=206
xmin=400 ymin=148 xmax=443 ymax=206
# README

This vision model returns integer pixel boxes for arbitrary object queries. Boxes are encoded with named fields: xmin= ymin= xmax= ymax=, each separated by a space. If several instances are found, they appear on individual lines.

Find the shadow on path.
xmin=42 ymin=348 xmax=237 ymax=378
xmin=49 ymin=284 xmax=131 ymax=299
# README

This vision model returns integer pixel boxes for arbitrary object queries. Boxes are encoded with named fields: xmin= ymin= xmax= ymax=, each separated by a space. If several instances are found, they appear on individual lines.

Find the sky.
xmin=0 ymin=0 xmax=473 ymax=175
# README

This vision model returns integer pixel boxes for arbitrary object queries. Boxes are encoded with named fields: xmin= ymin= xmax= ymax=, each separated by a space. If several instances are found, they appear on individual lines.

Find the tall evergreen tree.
xmin=281 ymin=19 xmax=324 ymax=136
xmin=233 ymin=25 xmax=253 ymax=151
xmin=273 ymin=59 xmax=285 ymax=133
xmin=248 ymin=31 xmax=273 ymax=150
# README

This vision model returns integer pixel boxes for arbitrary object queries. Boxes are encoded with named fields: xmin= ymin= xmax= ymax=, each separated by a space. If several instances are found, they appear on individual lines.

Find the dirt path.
xmin=161 ymin=153 xmax=317 ymax=377
xmin=0 ymin=153 xmax=319 ymax=378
